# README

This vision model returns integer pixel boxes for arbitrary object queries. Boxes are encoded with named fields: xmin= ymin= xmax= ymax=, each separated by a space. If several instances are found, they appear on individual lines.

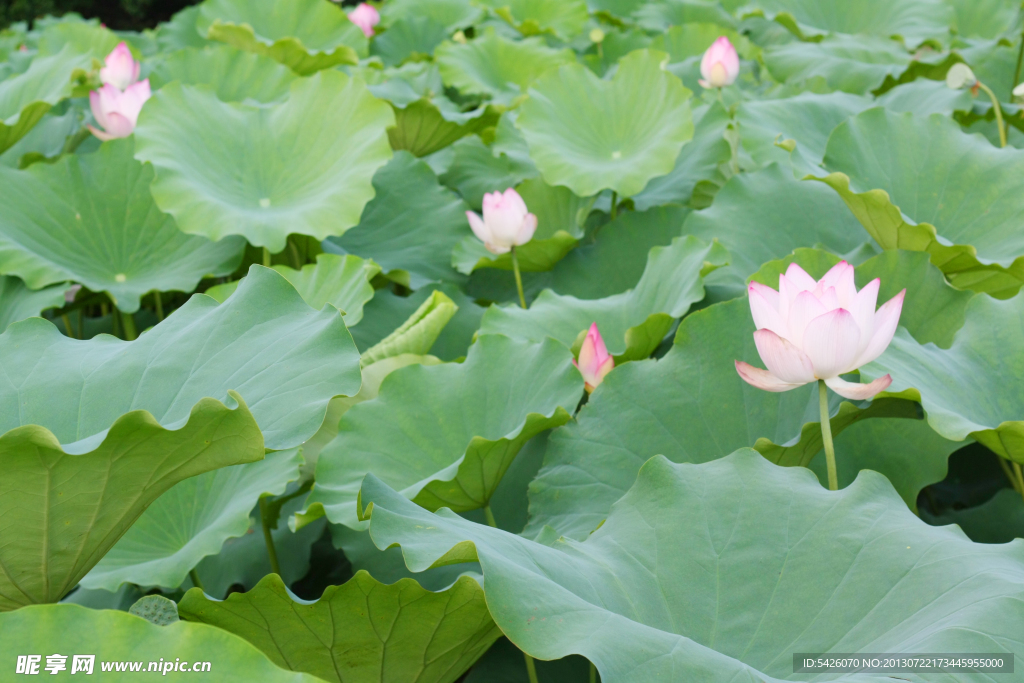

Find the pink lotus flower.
xmin=573 ymin=323 xmax=614 ymax=393
xmin=99 ymin=42 xmax=140 ymax=91
xmin=87 ymin=80 xmax=151 ymax=141
xmin=735 ymin=261 xmax=905 ymax=400
xmin=348 ymin=3 xmax=380 ymax=38
xmin=466 ymin=188 xmax=538 ymax=255
xmin=699 ymin=36 xmax=740 ymax=89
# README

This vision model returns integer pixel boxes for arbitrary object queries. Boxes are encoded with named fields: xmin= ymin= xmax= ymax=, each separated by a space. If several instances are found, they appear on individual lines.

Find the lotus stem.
xmin=997 ymin=456 xmax=1020 ymax=493
xmin=61 ymin=314 xmax=75 ymax=339
xmin=483 ymin=504 xmax=498 ymax=528
xmin=289 ymin=240 xmax=302 ymax=270
xmin=121 ymin=310 xmax=138 ymax=341
xmin=818 ymin=380 xmax=838 ymax=491
xmin=590 ymin=662 xmax=598 ymax=682
xmin=525 ymin=655 xmax=539 ymax=683
xmin=511 ymin=246 xmax=527 ymax=309
xmin=609 ymin=191 xmax=618 ymax=221
xmin=976 ymin=81 xmax=1007 ymax=148
xmin=259 ymin=496 xmax=283 ymax=576
xmin=189 ymin=568 xmax=204 ymax=592
xmin=1014 ymin=31 xmax=1024 ymax=99
xmin=1014 ymin=462 xmax=1024 ymax=504
xmin=154 ymin=291 xmax=164 ymax=322
xmin=262 ymin=247 xmax=272 ymax=268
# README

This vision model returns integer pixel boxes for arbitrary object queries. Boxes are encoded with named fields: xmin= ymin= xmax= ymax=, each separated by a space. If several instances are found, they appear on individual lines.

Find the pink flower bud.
xmin=348 ymin=3 xmax=380 ymax=38
xmin=87 ymin=80 xmax=151 ymax=141
xmin=699 ymin=36 xmax=740 ymax=89
xmin=466 ymin=188 xmax=538 ymax=255
xmin=734 ymin=261 xmax=905 ymax=400
xmin=573 ymin=323 xmax=615 ymax=393
xmin=99 ymin=42 xmax=141 ymax=91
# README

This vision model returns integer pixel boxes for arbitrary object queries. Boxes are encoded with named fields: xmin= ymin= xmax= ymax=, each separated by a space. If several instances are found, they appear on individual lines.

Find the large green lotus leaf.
xmin=481 ymin=236 xmax=726 ymax=362
xmin=862 ymin=293 xmax=1024 ymax=464
xmin=633 ymin=0 xmax=739 ymax=31
xmin=632 ymin=101 xmax=732 ymax=210
xmin=0 ymin=45 xmax=92 ymax=154
xmin=305 ymin=335 xmax=583 ymax=528
xmin=324 ymin=152 xmax=468 ymax=289
xmin=453 ymin=178 xmax=593 ymax=274
xmin=476 ymin=0 xmax=589 ymax=40
xmin=736 ymin=92 xmax=872 ymax=174
xmin=196 ymin=0 xmax=365 ymax=74
xmin=0 ymin=604 xmax=320 ymax=681
xmin=875 ymin=77 xmax=975 ymax=117
xmin=742 ymin=0 xmax=953 ymax=45
xmin=148 ymin=44 xmax=299 ymax=103
xmin=371 ymin=16 xmax=449 ymax=67
xmin=82 ymin=450 xmax=303 ymax=591
xmin=381 ymin=0 xmax=486 ymax=32
xmin=517 ymin=50 xmax=694 ymax=197
xmin=435 ymin=31 xmax=576 ymax=106
xmin=439 ymin=134 xmax=538 ymax=208
xmin=205 ymin=254 xmax=380 ymax=326
xmin=0 ymin=138 xmax=244 ymax=313
xmin=681 ymin=164 xmax=875 ymax=299
xmin=155 ymin=5 xmax=211 ymax=51
xmin=0 ymin=276 xmax=68 ymax=333
xmin=923 ymin=489 xmax=1024 ymax=543
xmin=179 ymin=573 xmax=501 ymax=683
xmin=134 ymin=71 xmax=394 ymax=253
xmin=763 ymin=35 xmax=911 ymax=95
xmin=945 ymin=0 xmax=1021 ymax=38
xmin=819 ymin=109 xmax=1024 ymax=297
xmin=0 ymin=107 xmax=78 ymax=169
xmin=362 ymin=450 xmax=1024 ymax=683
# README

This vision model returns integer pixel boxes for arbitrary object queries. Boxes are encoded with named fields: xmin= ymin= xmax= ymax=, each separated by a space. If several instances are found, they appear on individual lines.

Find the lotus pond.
xmin=1 ymin=0 xmax=1024 ymax=681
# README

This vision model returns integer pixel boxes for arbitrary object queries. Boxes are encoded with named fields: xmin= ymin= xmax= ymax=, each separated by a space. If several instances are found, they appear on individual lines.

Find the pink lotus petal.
xmin=825 ymin=374 xmax=892 ymax=400
xmin=348 ymin=2 xmax=380 ymax=37
xmin=848 ymin=278 xmax=880 ymax=356
xmin=786 ymin=290 xmax=828 ymax=345
xmin=753 ymin=328 xmax=816 ymax=383
xmin=699 ymin=36 xmax=739 ymax=88
xmin=802 ymin=308 xmax=860 ymax=379
xmin=516 ymin=212 xmax=538 ymax=245
xmin=100 ymin=42 xmax=140 ymax=90
xmin=86 ymin=123 xmax=117 ymax=141
xmin=735 ymin=360 xmax=809 ymax=393
xmin=748 ymin=283 xmax=788 ymax=338
xmin=575 ymin=323 xmax=614 ymax=392
xmin=101 ymin=111 xmax=135 ymax=139
xmin=784 ymin=262 xmax=817 ymax=291
xmin=467 ymin=211 xmax=489 ymax=243
xmin=820 ymin=261 xmax=857 ymax=307
xmin=853 ymin=289 xmax=906 ymax=368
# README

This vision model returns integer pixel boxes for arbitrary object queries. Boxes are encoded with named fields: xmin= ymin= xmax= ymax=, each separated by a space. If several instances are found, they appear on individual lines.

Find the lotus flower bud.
xmin=734 ymin=261 xmax=905 ymax=400
xmin=99 ymin=42 xmax=140 ymax=91
xmin=348 ymin=3 xmax=380 ymax=38
xmin=466 ymin=188 xmax=538 ymax=255
xmin=573 ymin=323 xmax=614 ymax=393
xmin=87 ymin=80 xmax=151 ymax=141
xmin=946 ymin=63 xmax=977 ymax=90
xmin=699 ymin=36 xmax=740 ymax=89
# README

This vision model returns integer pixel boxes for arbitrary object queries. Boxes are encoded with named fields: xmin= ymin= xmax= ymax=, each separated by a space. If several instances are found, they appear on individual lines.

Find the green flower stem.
xmin=262 ymin=247 xmax=272 ymax=268
xmin=483 ymin=504 xmax=539 ymax=683
xmin=189 ymin=568 xmax=205 ymax=592
xmin=258 ymin=496 xmax=283 ymax=576
xmin=511 ymin=246 xmax=527 ymax=309
xmin=609 ymin=191 xmax=618 ymax=221
xmin=154 ymin=291 xmax=164 ymax=322
xmin=1014 ymin=32 xmax=1024 ymax=99
xmin=590 ymin=662 xmax=598 ymax=682
xmin=61 ymin=313 xmax=75 ymax=339
xmin=818 ymin=380 xmax=838 ymax=491
xmin=998 ymin=457 xmax=1020 ymax=493
xmin=976 ymin=81 xmax=1007 ymax=148
xmin=1014 ymin=462 xmax=1024 ymax=504
xmin=121 ymin=310 xmax=138 ymax=341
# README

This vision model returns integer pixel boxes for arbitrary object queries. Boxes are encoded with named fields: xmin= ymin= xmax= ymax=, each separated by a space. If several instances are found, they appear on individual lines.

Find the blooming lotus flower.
xmin=87 ymin=80 xmax=151 ymax=141
xmin=734 ymin=261 xmax=905 ymax=400
xmin=99 ymin=42 xmax=140 ymax=90
xmin=573 ymin=323 xmax=614 ymax=393
xmin=699 ymin=36 xmax=740 ymax=89
xmin=348 ymin=3 xmax=380 ymax=37
xmin=466 ymin=188 xmax=538 ymax=255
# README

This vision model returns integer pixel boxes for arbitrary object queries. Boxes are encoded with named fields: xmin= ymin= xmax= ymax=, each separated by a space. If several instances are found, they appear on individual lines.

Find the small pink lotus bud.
xmin=573 ymin=323 xmax=615 ymax=393
xmin=87 ymin=80 xmax=151 ymax=141
xmin=699 ymin=36 xmax=740 ymax=89
xmin=348 ymin=3 xmax=380 ymax=38
xmin=466 ymin=188 xmax=538 ymax=255
xmin=99 ymin=42 xmax=141 ymax=91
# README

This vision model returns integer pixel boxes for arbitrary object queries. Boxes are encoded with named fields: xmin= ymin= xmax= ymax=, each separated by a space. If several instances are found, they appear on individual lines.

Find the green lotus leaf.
xmin=0 ymin=276 xmax=68 ymax=332
xmin=129 ymin=595 xmax=180 ymax=626
xmin=361 ymin=449 xmax=1024 ymax=682
xmin=682 ymin=164 xmax=874 ymax=298
xmin=134 ymin=71 xmax=394 ymax=253
xmin=875 ymin=77 xmax=975 ymax=117
xmin=0 ymin=45 xmax=92 ymax=154
xmin=435 ymin=30 xmax=576 ymax=106
xmin=371 ymin=16 xmax=449 ymax=66
xmin=634 ymin=0 xmax=738 ymax=31
xmin=205 ymin=254 xmax=380 ymax=326
xmin=148 ymin=44 xmax=299 ymax=103
xmin=480 ymin=236 xmax=727 ymax=362
xmin=453 ymin=178 xmax=593 ymax=274
xmin=380 ymin=0 xmax=485 ymax=32
xmin=35 ymin=18 xmax=121 ymax=58
xmin=649 ymin=23 xmax=745 ymax=63
xmin=0 ymin=604 xmax=320 ymax=681
xmin=477 ymin=0 xmax=589 ymax=40
xmin=82 ymin=449 xmax=302 ymax=591
xmin=0 ymin=138 xmax=245 ymax=313
xmin=324 ymin=152 xmax=469 ymax=289
xmin=524 ymin=248 xmax=965 ymax=539
xmin=439 ymin=134 xmax=538 ymax=208
xmin=361 ymin=290 xmax=457 ymax=366
xmin=0 ymin=107 xmax=77 ymax=169
xmin=631 ymin=101 xmax=732 ymax=210
xmin=863 ymin=293 xmax=1024 ymax=464
xmin=923 ymin=488 xmax=1024 ymax=543
xmin=179 ymin=573 xmax=501 ymax=683
xmin=741 ymin=0 xmax=953 ymax=45
xmin=464 ymin=637 xmax=592 ymax=683
xmin=763 ymin=35 xmax=912 ymax=95
xmin=196 ymin=0 xmax=365 ymax=74
xmin=818 ymin=108 xmax=1024 ymax=298
xmin=155 ymin=5 xmax=211 ymax=51
xmin=305 ymin=335 xmax=583 ymax=528
xmin=517 ymin=50 xmax=694 ymax=197
xmin=946 ymin=0 xmax=1020 ymax=39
